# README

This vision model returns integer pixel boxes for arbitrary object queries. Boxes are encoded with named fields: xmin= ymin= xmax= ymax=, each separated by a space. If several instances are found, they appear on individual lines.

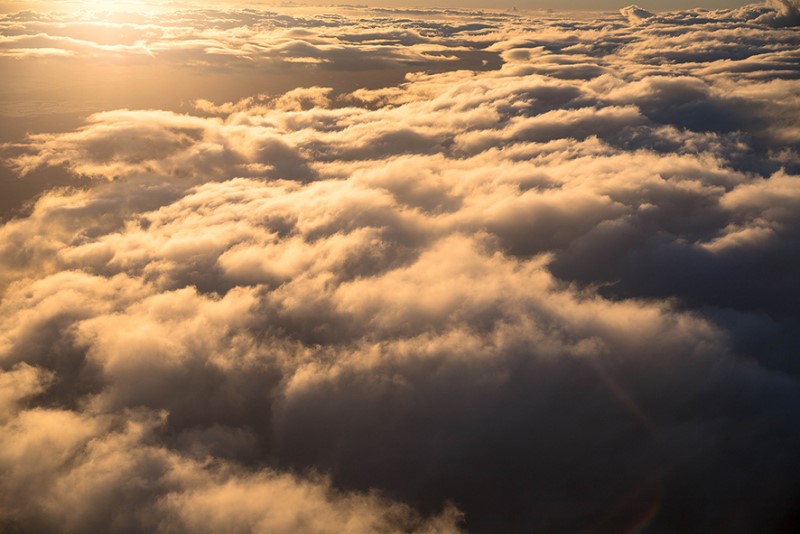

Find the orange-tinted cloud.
xmin=2 ymin=2 xmax=800 ymax=533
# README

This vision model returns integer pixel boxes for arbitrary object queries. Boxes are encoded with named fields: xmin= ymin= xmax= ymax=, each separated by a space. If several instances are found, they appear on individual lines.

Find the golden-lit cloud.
xmin=1 ymin=2 xmax=800 ymax=533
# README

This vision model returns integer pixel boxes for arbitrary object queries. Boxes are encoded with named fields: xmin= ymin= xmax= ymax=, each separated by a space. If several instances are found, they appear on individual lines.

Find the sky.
xmin=1 ymin=1 xmax=800 ymax=533
xmin=0 ymin=0 xmax=757 ymax=13
xmin=326 ymin=0 xmax=752 ymax=8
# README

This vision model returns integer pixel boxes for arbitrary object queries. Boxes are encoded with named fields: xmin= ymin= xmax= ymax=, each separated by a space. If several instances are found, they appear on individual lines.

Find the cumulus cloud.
xmin=619 ymin=5 xmax=656 ymax=23
xmin=0 ymin=8 xmax=496 ymax=67
xmin=2 ymin=2 xmax=800 ymax=533
xmin=0 ymin=408 xmax=462 ymax=533
xmin=760 ymin=0 xmax=800 ymax=26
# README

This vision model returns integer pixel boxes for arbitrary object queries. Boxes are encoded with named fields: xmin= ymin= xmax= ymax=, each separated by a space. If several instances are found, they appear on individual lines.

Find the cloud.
xmin=620 ymin=5 xmax=656 ymax=24
xmin=0 ymin=363 xmax=53 ymax=422
xmin=0 ymin=8 xmax=499 ymax=67
xmin=760 ymin=0 xmax=800 ymax=26
xmin=2 ymin=2 xmax=800 ymax=533
xmin=0 ymin=408 xmax=462 ymax=533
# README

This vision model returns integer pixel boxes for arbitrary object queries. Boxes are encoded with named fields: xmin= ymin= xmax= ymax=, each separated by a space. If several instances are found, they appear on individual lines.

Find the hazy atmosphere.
xmin=1 ymin=1 xmax=799 ymax=532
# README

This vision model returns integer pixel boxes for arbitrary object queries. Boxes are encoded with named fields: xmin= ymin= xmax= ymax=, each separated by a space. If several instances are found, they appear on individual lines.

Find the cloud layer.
xmin=2 ymin=2 xmax=800 ymax=533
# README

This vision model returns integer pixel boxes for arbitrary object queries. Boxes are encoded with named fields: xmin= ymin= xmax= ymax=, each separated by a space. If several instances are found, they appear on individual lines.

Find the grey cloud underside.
xmin=2 ymin=2 xmax=800 ymax=533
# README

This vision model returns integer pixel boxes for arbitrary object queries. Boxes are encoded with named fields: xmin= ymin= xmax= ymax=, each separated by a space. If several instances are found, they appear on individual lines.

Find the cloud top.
xmin=2 ymin=2 xmax=800 ymax=532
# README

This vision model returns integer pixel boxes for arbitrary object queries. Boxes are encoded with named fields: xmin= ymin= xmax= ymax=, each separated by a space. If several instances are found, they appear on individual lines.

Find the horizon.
xmin=0 ymin=0 xmax=759 ymax=13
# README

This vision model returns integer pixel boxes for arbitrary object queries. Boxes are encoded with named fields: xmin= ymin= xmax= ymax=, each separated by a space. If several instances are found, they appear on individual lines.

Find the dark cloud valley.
xmin=1 ymin=2 xmax=800 ymax=533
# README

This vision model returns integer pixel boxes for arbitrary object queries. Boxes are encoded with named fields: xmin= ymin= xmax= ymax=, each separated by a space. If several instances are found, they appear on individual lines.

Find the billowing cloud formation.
xmin=620 ymin=5 xmax=655 ymax=23
xmin=763 ymin=0 xmax=800 ymax=25
xmin=2 ymin=2 xmax=800 ymax=533
xmin=0 ymin=6 xmax=499 ymax=65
